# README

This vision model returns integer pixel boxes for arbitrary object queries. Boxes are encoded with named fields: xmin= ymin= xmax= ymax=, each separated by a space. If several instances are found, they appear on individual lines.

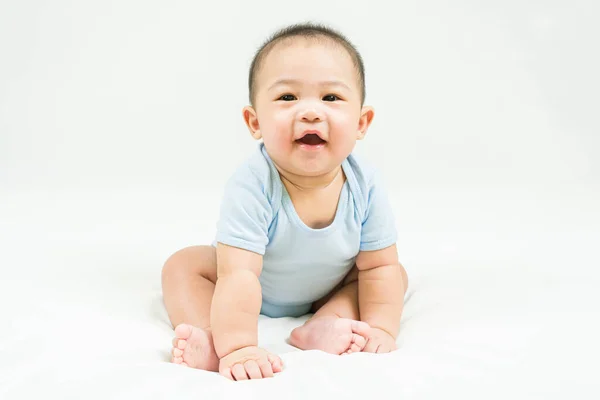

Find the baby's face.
xmin=245 ymin=39 xmax=373 ymax=177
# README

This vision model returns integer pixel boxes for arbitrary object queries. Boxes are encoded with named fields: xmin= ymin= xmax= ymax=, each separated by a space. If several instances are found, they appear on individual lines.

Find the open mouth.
xmin=296 ymin=133 xmax=326 ymax=146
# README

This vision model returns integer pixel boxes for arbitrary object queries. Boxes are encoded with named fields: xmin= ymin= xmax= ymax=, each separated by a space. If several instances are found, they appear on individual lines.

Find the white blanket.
xmin=1 ymin=187 xmax=598 ymax=399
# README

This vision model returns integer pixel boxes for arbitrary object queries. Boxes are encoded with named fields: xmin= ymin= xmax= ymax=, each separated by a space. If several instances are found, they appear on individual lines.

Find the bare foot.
xmin=170 ymin=324 xmax=219 ymax=371
xmin=289 ymin=316 xmax=371 ymax=355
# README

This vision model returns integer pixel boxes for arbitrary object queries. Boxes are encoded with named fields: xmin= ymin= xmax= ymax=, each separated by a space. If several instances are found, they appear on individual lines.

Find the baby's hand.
xmin=363 ymin=328 xmax=397 ymax=353
xmin=219 ymin=346 xmax=283 ymax=381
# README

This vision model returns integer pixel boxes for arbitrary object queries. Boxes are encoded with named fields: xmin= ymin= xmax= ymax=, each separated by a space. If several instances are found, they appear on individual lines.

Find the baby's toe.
xmin=174 ymin=324 xmax=193 ymax=340
xmin=172 ymin=336 xmax=186 ymax=349
xmin=172 ymin=347 xmax=183 ymax=357
xmin=173 ymin=356 xmax=183 ymax=364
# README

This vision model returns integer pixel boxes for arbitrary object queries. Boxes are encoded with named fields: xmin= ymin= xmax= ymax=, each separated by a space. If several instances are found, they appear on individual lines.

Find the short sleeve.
xmin=359 ymin=171 xmax=398 ymax=251
xmin=214 ymin=168 xmax=273 ymax=255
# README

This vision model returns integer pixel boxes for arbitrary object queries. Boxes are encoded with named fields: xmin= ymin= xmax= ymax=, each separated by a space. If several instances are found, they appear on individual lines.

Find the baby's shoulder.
xmin=345 ymin=152 xmax=391 ymax=218
xmin=346 ymin=152 xmax=380 ymax=189
xmin=225 ymin=144 xmax=279 ymax=199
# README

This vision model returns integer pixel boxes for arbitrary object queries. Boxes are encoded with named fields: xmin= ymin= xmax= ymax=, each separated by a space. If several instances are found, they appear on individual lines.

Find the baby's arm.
xmin=211 ymin=243 xmax=262 ymax=358
xmin=355 ymin=244 xmax=408 ymax=341
xmin=211 ymin=243 xmax=282 ymax=380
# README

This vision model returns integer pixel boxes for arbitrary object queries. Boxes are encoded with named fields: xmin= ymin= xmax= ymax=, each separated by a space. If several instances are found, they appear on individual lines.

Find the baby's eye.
xmin=278 ymin=94 xmax=297 ymax=101
xmin=322 ymin=94 xmax=340 ymax=102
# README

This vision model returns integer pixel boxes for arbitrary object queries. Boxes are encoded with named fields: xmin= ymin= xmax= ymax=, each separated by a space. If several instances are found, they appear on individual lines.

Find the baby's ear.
xmin=357 ymin=106 xmax=375 ymax=140
xmin=243 ymin=105 xmax=262 ymax=140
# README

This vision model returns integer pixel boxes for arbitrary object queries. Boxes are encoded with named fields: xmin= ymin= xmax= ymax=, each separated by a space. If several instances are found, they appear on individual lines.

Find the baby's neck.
xmin=277 ymin=165 xmax=343 ymax=192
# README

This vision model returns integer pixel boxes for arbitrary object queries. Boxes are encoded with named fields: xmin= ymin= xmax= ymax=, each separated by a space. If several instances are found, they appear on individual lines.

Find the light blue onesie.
xmin=213 ymin=143 xmax=397 ymax=318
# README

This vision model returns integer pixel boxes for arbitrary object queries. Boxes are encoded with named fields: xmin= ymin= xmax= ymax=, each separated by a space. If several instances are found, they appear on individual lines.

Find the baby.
xmin=161 ymin=22 xmax=408 ymax=381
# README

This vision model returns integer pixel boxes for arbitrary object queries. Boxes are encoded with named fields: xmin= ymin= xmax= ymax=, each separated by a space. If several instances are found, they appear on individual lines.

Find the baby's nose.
xmin=301 ymin=111 xmax=321 ymax=122
xmin=298 ymin=105 xmax=325 ymax=122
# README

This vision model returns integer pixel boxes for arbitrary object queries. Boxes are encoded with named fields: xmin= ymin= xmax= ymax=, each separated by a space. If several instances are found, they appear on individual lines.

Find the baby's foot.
xmin=171 ymin=324 xmax=219 ymax=371
xmin=289 ymin=316 xmax=371 ymax=355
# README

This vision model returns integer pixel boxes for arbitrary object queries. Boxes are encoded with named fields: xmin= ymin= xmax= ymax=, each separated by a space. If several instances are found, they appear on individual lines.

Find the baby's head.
xmin=242 ymin=23 xmax=375 ymax=178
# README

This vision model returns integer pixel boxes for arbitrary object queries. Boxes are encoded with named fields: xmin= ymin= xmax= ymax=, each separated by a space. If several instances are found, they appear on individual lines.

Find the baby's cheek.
xmin=267 ymin=135 xmax=288 ymax=152
xmin=273 ymin=129 xmax=294 ymax=148
xmin=262 ymin=133 xmax=292 ymax=162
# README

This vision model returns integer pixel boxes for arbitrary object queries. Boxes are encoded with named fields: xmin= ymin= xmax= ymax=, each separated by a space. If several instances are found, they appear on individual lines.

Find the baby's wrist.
xmin=218 ymin=344 xmax=257 ymax=361
xmin=212 ymin=328 xmax=258 ymax=359
xmin=369 ymin=326 xmax=396 ymax=339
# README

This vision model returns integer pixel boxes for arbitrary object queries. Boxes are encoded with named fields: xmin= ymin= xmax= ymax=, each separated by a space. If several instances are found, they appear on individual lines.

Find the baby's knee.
xmin=162 ymin=245 xmax=217 ymax=282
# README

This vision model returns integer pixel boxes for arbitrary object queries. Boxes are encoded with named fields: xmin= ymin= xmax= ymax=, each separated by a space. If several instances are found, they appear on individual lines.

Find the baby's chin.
xmin=266 ymin=145 xmax=347 ymax=176
xmin=281 ymin=159 xmax=341 ymax=178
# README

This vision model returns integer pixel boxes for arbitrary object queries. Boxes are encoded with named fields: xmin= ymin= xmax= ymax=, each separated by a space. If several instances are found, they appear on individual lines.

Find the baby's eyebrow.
xmin=268 ymin=79 xmax=351 ymax=91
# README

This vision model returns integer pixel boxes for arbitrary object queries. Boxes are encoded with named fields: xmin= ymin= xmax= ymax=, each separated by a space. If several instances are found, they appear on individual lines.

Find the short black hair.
xmin=248 ymin=22 xmax=366 ymax=106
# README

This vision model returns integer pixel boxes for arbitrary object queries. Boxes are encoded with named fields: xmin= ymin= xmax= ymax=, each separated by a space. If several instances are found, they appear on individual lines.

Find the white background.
xmin=2 ymin=0 xmax=598 ymax=191
xmin=1 ymin=1 xmax=599 ymax=398
xmin=1 ymin=0 xmax=598 ymax=272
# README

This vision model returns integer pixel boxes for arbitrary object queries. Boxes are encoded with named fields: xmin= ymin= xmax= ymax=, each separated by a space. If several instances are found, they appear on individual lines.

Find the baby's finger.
xmin=348 ymin=343 xmax=361 ymax=353
xmin=376 ymin=343 xmax=388 ymax=353
xmin=383 ymin=340 xmax=397 ymax=353
xmin=258 ymin=359 xmax=274 ymax=378
xmin=362 ymin=339 xmax=378 ymax=353
xmin=232 ymin=363 xmax=248 ymax=381
xmin=350 ymin=320 xmax=371 ymax=339
xmin=220 ymin=367 xmax=234 ymax=381
xmin=267 ymin=354 xmax=283 ymax=372
xmin=351 ymin=333 xmax=367 ymax=351
xmin=244 ymin=360 xmax=262 ymax=379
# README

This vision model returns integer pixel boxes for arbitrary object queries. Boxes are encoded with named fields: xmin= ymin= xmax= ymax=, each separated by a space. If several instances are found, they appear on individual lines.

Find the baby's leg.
xmin=161 ymin=245 xmax=219 ymax=370
xmin=311 ymin=266 xmax=360 ymax=320
xmin=289 ymin=267 xmax=371 ymax=355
